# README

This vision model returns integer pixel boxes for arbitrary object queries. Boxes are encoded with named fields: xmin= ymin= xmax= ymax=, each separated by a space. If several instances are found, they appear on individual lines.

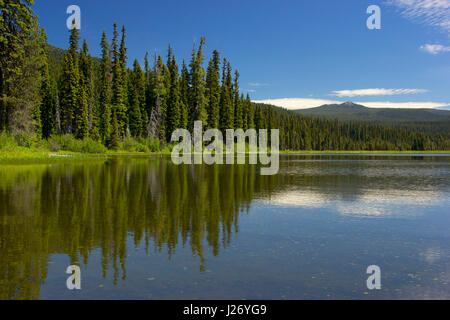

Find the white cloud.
xmin=331 ymin=88 xmax=428 ymax=97
xmin=254 ymin=98 xmax=341 ymax=109
xmin=420 ymin=43 xmax=450 ymax=54
xmin=248 ymin=82 xmax=270 ymax=87
xmin=253 ymin=97 xmax=450 ymax=109
xmin=361 ymin=101 xmax=450 ymax=109
xmin=386 ymin=0 xmax=450 ymax=33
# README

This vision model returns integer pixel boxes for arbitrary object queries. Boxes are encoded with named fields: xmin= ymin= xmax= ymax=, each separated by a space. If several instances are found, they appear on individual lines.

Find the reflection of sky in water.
xmin=260 ymin=157 xmax=450 ymax=218
xmin=260 ymin=188 xmax=447 ymax=218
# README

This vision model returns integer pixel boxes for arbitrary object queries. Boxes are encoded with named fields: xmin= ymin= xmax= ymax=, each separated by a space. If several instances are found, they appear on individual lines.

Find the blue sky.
xmin=32 ymin=0 xmax=450 ymax=109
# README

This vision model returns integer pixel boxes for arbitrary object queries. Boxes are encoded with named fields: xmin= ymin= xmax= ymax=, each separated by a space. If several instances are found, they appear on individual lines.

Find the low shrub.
xmin=48 ymin=137 xmax=62 ymax=152
xmin=120 ymin=137 xmax=151 ymax=153
xmin=139 ymin=137 xmax=160 ymax=152
xmin=80 ymin=138 xmax=108 ymax=154
xmin=14 ymin=133 xmax=33 ymax=148
xmin=0 ymin=132 xmax=17 ymax=151
xmin=49 ymin=134 xmax=107 ymax=154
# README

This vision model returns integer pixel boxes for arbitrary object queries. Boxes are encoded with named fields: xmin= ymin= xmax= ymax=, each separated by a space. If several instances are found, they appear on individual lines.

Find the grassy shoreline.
xmin=279 ymin=150 xmax=450 ymax=154
xmin=1 ymin=149 xmax=449 ymax=162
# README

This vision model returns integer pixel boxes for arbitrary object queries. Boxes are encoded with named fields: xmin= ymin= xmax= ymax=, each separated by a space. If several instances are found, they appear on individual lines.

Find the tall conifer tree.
xmin=233 ymin=70 xmax=243 ymax=129
xmin=188 ymin=37 xmax=208 ymax=129
xmin=147 ymin=54 xmax=167 ymax=141
xmin=111 ymin=22 xmax=127 ymax=136
xmin=220 ymin=59 xmax=234 ymax=130
xmin=128 ymin=59 xmax=145 ymax=137
xmin=206 ymin=50 xmax=221 ymax=129
xmin=179 ymin=60 xmax=189 ymax=129
xmin=74 ymin=39 xmax=90 ymax=139
xmin=40 ymin=29 xmax=55 ymax=139
xmin=166 ymin=46 xmax=182 ymax=141
xmin=99 ymin=31 xmax=112 ymax=143
xmin=60 ymin=23 xmax=80 ymax=134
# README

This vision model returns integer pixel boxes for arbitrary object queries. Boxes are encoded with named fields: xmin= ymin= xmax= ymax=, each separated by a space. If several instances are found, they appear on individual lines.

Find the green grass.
xmin=0 ymin=149 xmax=107 ymax=161
xmin=2 ymin=149 xmax=448 ymax=162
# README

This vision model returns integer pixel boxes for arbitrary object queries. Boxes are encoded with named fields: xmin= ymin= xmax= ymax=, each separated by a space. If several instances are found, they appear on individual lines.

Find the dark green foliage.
xmin=295 ymin=102 xmax=450 ymax=135
xmin=253 ymin=102 xmax=450 ymax=151
xmin=98 ymin=31 xmax=112 ymax=143
xmin=206 ymin=50 xmax=221 ymax=130
xmin=0 ymin=0 xmax=45 ymax=135
xmin=188 ymin=37 xmax=208 ymax=129
xmin=143 ymin=52 xmax=152 ymax=126
xmin=147 ymin=55 xmax=167 ymax=142
xmin=109 ymin=111 xmax=120 ymax=150
xmin=60 ymin=50 xmax=78 ymax=134
xmin=40 ymin=30 xmax=56 ymax=139
xmin=49 ymin=134 xmax=107 ymax=153
xmin=74 ymin=39 xmax=90 ymax=139
xmin=165 ymin=47 xmax=182 ymax=141
xmin=111 ymin=22 xmax=127 ymax=136
xmin=128 ymin=59 xmax=145 ymax=137
xmin=233 ymin=70 xmax=243 ymax=129
xmin=179 ymin=60 xmax=189 ymax=129
xmin=220 ymin=59 xmax=234 ymax=130
xmin=244 ymin=94 xmax=255 ymax=130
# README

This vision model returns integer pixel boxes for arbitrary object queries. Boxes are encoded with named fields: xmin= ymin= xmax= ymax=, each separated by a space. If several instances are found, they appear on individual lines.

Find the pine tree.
xmin=143 ymin=52 xmax=152 ymax=128
xmin=40 ymin=29 xmax=55 ymax=139
xmin=188 ymin=37 xmax=208 ymax=129
xmin=147 ymin=54 xmax=167 ymax=141
xmin=119 ymin=25 xmax=129 ymax=131
xmin=128 ymin=59 xmax=145 ymax=137
xmin=87 ymin=51 xmax=100 ymax=141
xmin=244 ymin=93 xmax=254 ymax=130
xmin=205 ymin=50 xmax=221 ymax=129
xmin=166 ymin=46 xmax=182 ymax=141
xmin=109 ymin=111 xmax=120 ymax=150
xmin=74 ymin=39 xmax=90 ymax=139
xmin=111 ymin=22 xmax=127 ymax=136
xmin=60 ymin=22 xmax=80 ymax=134
xmin=233 ymin=70 xmax=243 ymax=129
xmin=241 ymin=93 xmax=247 ymax=130
xmin=179 ymin=60 xmax=189 ymax=129
xmin=79 ymin=40 xmax=99 ymax=140
xmin=54 ymin=87 xmax=61 ymax=134
xmin=99 ymin=31 xmax=112 ymax=143
xmin=0 ymin=0 xmax=45 ymax=135
xmin=60 ymin=56 xmax=78 ymax=133
xmin=220 ymin=59 xmax=234 ymax=130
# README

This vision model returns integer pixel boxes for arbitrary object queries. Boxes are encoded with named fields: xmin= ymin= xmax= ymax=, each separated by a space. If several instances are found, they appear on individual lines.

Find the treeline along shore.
xmin=1 ymin=1 xmax=449 ymax=159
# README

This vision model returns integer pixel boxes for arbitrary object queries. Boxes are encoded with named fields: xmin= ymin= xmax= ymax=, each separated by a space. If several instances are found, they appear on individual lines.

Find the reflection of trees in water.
xmin=0 ymin=158 xmax=279 ymax=299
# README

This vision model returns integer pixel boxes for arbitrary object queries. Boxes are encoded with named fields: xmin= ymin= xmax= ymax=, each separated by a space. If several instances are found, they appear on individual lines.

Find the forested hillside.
xmin=253 ymin=103 xmax=449 ymax=151
xmin=1 ymin=1 xmax=449 ymax=152
xmin=295 ymin=102 xmax=450 ymax=135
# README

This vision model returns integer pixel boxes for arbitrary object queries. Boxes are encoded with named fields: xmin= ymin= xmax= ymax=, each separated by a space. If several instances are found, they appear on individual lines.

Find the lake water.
xmin=0 ymin=154 xmax=449 ymax=300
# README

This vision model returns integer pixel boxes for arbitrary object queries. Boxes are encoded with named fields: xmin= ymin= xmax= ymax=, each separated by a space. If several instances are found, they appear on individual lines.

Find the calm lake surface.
xmin=0 ymin=154 xmax=449 ymax=300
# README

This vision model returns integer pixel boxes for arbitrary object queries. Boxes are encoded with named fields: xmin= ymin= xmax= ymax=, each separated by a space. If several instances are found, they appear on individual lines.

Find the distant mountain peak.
xmin=340 ymin=101 xmax=366 ymax=108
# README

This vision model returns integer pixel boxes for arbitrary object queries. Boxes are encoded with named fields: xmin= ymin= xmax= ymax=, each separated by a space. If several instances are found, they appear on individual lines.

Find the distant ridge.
xmin=295 ymin=102 xmax=450 ymax=122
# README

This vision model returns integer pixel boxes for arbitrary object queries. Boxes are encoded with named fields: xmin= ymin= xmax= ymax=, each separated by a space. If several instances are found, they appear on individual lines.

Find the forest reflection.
xmin=0 ymin=157 xmax=282 ymax=299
